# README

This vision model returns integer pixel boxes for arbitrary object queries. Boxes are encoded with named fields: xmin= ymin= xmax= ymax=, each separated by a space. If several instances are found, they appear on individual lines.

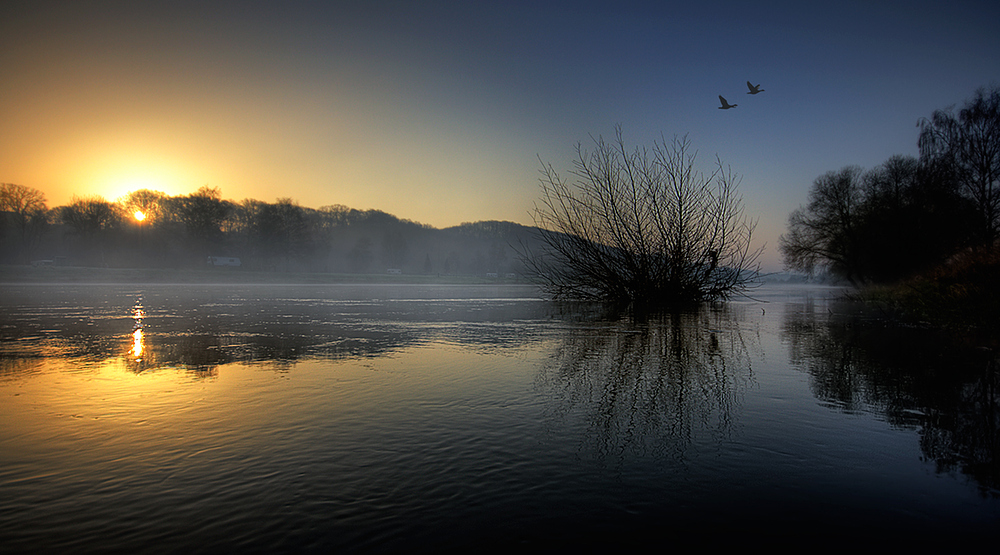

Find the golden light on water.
xmin=132 ymin=328 xmax=144 ymax=360
xmin=131 ymin=301 xmax=145 ymax=364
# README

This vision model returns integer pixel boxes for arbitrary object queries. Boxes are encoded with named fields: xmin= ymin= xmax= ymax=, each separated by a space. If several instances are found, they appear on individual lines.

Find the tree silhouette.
xmin=525 ymin=127 xmax=761 ymax=306
xmin=2 ymin=183 xmax=564 ymax=274
xmin=121 ymin=189 xmax=167 ymax=224
xmin=0 ymin=183 xmax=48 ymax=263
xmin=919 ymin=85 xmax=1000 ymax=244
xmin=780 ymin=160 xmax=975 ymax=283
xmin=60 ymin=196 xmax=121 ymax=237
xmin=254 ymin=198 xmax=309 ymax=270
xmin=780 ymin=167 xmax=865 ymax=281
xmin=58 ymin=196 xmax=123 ymax=266
xmin=175 ymin=186 xmax=231 ymax=257
xmin=781 ymin=87 xmax=999 ymax=284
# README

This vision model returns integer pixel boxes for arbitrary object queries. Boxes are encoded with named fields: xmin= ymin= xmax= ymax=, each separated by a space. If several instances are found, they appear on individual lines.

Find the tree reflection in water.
xmin=538 ymin=303 xmax=756 ymax=462
xmin=782 ymin=297 xmax=1000 ymax=494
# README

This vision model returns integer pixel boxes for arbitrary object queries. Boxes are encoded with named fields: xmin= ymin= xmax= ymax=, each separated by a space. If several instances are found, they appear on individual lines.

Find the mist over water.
xmin=1 ymin=283 xmax=998 ymax=551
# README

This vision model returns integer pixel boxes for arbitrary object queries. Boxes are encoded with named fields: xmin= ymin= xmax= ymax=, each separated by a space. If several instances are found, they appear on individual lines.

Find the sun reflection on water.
xmin=131 ymin=328 xmax=144 ymax=360
xmin=129 ymin=298 xmax=147 ymax=369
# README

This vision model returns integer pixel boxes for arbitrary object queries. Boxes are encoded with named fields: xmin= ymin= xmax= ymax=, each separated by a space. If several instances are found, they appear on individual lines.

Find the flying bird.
xmin=718 ymin=95 xmax=737 ymax=109
xmin=746 ymin=81 xmax=764 ymax=94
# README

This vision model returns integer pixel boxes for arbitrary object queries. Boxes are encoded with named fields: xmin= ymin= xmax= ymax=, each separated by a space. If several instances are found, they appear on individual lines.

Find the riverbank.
xmin=851 ymin=243 xmax=1000 ymax=346
xmin=0 ymin=264 xmax=523 ymax=286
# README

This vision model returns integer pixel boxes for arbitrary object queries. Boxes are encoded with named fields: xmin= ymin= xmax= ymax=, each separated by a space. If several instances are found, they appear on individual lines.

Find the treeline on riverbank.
xmin=778 ymin=85 xmax=1000 ymax=333
xmin=0 ymin=186 xmax=542 ymax=278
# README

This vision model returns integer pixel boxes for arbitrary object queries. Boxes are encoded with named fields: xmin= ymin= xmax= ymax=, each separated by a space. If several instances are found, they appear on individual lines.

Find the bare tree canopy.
xmin=0 ymin=182 xmax=46 ymax=211
xmin=174 ymin=186 xmax=231 ymax=245
xmin=780 ymin=156 xmax=980 ymax=284
xmin=121 ymin=189 xmax=167 ymax=223
xmin=0 ymin=183 xmax=49 ymax=262
xmin=782 ymin=86 xmax=997 ymax=284
xmin=523 ymin=126 xmax=761 ymax=307
xmin=60 ymin=196 xmax=122 ymax=237
xmin=918 ymin=85 xmax=1000 ymax=243
xmin=779 ymin=167 xmax=866 ymax=280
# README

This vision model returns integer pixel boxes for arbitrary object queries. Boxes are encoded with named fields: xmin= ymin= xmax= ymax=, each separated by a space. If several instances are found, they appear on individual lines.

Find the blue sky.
xmin=2 ymin=0 xmax=999 ymax=270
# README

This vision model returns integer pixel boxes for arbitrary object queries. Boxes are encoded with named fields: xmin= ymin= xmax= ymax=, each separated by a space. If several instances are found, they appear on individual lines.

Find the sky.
xmin=2 ymin=0 xmax=999 ymax=271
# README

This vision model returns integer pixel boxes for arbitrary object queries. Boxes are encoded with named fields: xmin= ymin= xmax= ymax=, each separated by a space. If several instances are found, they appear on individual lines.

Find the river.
xmin=1 ymin=282 xmax=997 ymax=551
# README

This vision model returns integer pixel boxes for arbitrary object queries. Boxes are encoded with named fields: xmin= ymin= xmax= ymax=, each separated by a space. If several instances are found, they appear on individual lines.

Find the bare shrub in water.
xmin=523 ymin=126 xmax=761 ymax=306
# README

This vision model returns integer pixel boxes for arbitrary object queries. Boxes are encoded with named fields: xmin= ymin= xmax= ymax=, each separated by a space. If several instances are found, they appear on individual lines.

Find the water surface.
xmin=1 ymin=283 xmax=997 ymax=551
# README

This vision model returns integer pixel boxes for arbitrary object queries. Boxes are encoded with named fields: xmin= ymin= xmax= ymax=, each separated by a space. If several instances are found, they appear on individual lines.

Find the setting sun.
xmin=133 ymin=210 xmax=146 ymax=222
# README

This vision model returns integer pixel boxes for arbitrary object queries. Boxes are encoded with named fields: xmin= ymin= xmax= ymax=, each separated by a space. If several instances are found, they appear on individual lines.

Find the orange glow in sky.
xmin=2 ymin=2 xmax=999 ymax=272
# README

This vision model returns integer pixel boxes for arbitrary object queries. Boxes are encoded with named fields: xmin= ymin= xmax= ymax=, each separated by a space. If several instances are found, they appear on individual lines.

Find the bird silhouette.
xmin=746 ymin=81 xmax=764 ymax=94
xmin=718 ymin=95 xmax=737 ymax=109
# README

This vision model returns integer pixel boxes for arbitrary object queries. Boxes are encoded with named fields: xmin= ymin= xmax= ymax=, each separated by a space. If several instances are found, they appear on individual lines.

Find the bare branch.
xmin=523 ymin=129 xmax=761 ymax=307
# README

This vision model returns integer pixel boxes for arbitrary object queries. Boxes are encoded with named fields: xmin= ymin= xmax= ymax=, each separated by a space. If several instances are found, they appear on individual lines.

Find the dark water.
xmin=1 ymin=283 xmax=998 ymax=551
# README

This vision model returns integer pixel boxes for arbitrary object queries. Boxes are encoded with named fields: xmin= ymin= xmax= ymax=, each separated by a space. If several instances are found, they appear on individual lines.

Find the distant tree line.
xmin=0 ymin=184 xmax=536 ymax=276
xmin=780 ymin=85 xmax=1000 ymax=284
